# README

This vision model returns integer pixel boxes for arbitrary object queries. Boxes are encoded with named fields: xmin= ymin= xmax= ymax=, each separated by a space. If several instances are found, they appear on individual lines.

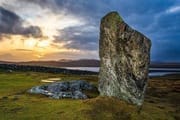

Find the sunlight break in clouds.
xmin=0 ymin=0 xmax=180 ymax=62
xmin=0 ymin=0 xmax=91 ymax=61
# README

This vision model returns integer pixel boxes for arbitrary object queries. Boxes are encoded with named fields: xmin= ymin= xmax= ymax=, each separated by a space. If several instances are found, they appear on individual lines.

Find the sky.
xmin=0 ymin=0 xmax=179 ymax=62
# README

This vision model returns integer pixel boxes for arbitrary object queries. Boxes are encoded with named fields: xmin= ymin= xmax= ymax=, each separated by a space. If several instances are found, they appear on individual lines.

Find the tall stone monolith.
xmin=99 ymin=12 xmax=151 ymax=106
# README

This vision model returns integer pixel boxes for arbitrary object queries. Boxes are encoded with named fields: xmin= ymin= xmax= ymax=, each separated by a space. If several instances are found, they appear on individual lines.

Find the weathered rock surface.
xmin=28 ymin=80 xmax=96 ymax=99
xmin=98 ymin=12 xmax=151 ymax=106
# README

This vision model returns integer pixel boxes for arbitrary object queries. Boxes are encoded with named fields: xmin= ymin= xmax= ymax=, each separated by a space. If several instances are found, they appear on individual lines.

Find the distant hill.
xmin=150 ymin=62 xmax=180 ymax=68
xmin=0 ymin=59 xmax=180 ymax=68
xmin=0 ymin=59 xmax=100 ymax=67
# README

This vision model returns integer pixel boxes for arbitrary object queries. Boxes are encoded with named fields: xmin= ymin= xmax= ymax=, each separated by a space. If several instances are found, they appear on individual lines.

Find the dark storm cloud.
xmin=0 ymin=7 xmax=42 ymax=37
xmin=18 ymin=0 xmax=56 ymax=9
xmin=112 ymin=1 xmax=180 ymax=62
xmin=21 ymin=0 xmax=180 ymax=62
xmin=152 ymin=40 xmax=180 ymax=62
xmin=55 ymin=25 xmax=98 ymax=50
xmin=17 ymin=0 xmax=102 ymax=51
xmin=140 ymin=5 xmax=180 ymax=62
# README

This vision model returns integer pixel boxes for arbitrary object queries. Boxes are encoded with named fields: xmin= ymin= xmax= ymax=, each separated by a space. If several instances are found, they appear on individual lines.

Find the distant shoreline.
xmin=1 ymin=63 xmax=180 ymax=78
xmin=1 ymin=60 xmax=180 ymax=68
xmin=0 ymin=63 xmax=98 ymax=75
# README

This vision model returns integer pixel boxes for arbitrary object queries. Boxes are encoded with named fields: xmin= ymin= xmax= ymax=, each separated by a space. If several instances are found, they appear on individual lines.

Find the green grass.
xmin=0 ymin=71 xmax=179 ymax=120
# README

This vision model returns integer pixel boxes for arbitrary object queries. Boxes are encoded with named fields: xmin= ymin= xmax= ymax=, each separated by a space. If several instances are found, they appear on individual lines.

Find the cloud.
xmin=15 ymin=49 xmax=33 ymax=52
xmin=24 ymin=0 xmax=108 ymax=51
xmin=144 ymin=5 xmax=180 ymax=62
xmin=152 ymin=40 xmax=180 ymax=62
xmin=29 ymin=0 xmax=180 ymax=61
xmin=0 ymin=7 xmax=42 ymax=37
xmin=39 ymin=50 xmax=98 ymax=61
xmin=55 ymin=25 xmax=98 ymax=50
xmin=0 ymin=0 xmax=180 ymax=61
xmin=22 ymin=0 xmax=110 ymax=20
xmin=0 ymin=53 xmax=14 ymax=60
xmin=0 ymin=52 xmax=37 ymax=62
xmin=166 ymin=6 xmax=180 ymax=14
xmin=0 ymin=53 xmax=21 ymax=61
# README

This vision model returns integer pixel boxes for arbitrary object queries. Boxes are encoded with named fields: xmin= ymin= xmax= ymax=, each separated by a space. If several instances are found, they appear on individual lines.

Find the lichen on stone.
xmin=99 ymin=11 xmax=151 ymax=106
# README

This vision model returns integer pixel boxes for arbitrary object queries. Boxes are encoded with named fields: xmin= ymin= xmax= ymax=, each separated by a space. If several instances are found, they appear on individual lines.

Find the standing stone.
xmin=99 ymin=12 xmax=151 ymax=106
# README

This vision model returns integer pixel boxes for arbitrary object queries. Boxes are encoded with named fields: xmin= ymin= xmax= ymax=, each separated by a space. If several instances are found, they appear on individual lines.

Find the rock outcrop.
xmin=29 ymin=80 xmax=97 ymax=99
xmin=98 ymin=12 xmax=151 ymax=106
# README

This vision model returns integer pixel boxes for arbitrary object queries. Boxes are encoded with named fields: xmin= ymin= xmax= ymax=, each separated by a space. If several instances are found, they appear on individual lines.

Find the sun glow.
xmin=0 ymin=35 xmax=64 ymax=61
xmin=37 ymin=40 xmax=50 ymax=48
xmin=0 ymin=3 xmax=88 ymax=62
xmin=24 ymin=39 xmax=37 ymax=48
xmin=24 ymin=39 xmax=50 ymax=49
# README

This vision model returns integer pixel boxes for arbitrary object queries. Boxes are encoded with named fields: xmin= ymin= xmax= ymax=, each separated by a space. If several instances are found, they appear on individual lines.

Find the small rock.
xmin=47 ymin=82 xmax=69 ymax=92
xmin=69 ymin=81 xmax=81 ymax=91
xmin=7 ymin=70 xmax=13 ymax=73
xmin=28 ymin=80 xmax=96 ymax=99
xmin=72 ymin=91 xmax=87 ymax=99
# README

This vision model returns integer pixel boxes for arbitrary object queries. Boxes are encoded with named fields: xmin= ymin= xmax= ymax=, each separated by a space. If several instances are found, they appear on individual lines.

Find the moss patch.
xmin=101 ymin=11 xmax=123 ymax=33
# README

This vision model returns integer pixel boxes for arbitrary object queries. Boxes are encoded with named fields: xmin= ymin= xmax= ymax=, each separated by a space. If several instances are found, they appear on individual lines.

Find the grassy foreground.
xmin=0 ymin=71 xmax=179 ymax=120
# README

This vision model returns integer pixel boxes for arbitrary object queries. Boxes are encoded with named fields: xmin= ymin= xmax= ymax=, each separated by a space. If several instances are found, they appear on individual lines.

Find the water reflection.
xmin=64 ymin=67 xmax=180 ymax=77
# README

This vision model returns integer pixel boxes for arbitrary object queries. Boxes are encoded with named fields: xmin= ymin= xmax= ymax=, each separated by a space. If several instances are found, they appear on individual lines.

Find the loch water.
xmin=64 ymin=67 xmax=180 ymax=77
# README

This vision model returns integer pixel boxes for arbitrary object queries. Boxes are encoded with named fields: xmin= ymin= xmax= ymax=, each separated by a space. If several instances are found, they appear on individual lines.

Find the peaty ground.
xmin=0 ymin=70 xmax=179 ymax=120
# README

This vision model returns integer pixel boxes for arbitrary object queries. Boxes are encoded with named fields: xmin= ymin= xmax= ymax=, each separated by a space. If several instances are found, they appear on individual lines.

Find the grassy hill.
xmin=0 ymin=70 xmax=179 ymax=120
